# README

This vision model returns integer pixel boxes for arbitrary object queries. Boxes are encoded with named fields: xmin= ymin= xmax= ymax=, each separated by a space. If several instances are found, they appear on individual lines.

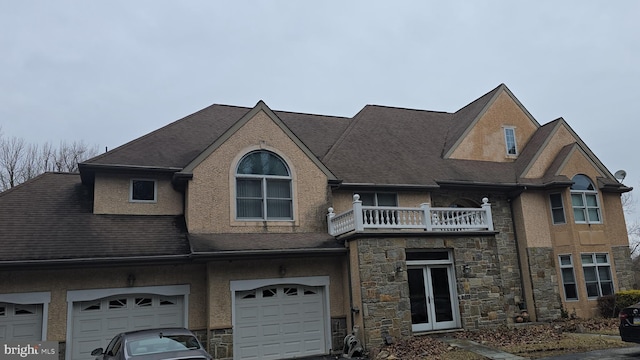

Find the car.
xmin=91 ymin=328 xmax=212 ymax=360
xmin=619 ymin=302 xmax=640 ymax=343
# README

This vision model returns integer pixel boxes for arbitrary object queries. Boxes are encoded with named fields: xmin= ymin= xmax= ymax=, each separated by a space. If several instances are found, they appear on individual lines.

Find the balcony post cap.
xmin=482 ymin=197 xmax=489 ymax=204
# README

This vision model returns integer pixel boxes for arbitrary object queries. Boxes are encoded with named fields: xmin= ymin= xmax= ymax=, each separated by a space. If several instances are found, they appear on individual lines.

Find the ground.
xmin=372 ymin=318 xmax=631 ymax=360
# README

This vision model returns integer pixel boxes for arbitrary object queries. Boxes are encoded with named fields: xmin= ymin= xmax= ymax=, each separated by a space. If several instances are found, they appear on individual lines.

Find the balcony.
xmin=327 ymin=194 xmax=494 ymax=236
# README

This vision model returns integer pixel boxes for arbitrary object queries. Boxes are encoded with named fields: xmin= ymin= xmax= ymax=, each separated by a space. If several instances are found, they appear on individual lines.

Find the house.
xmin=0 ymin=84 xmax=632 ymax=360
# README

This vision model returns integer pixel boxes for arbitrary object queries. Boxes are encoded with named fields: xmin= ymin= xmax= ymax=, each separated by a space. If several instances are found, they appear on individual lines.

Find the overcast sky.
xmin=1 ymin=1 xmax=639 ymax=211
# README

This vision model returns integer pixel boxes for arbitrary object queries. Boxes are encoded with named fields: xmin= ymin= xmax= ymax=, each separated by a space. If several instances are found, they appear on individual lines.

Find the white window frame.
xmin=558 ymin=255 xmax=578 ymax=301
xmin=129 ymin=178 xmax=157 ymax=203
xmin=581 ymin=253 xmax=614 ymax=299
xmin=570 ymin=175 xmax=601 ymax=224
xmin=503 ymin=127 xmax=517 ymax=156
xmin=235 ymin=151 xmax=293 ymax=221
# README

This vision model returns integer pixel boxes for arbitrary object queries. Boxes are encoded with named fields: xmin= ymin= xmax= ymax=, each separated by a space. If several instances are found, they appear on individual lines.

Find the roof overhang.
xmin=78 ymin=162 xmax=183 ymax=184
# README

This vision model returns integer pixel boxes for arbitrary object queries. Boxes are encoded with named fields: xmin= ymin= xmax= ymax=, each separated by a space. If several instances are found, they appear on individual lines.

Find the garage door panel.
xmin=71 ymin=294 xmax=184 ymax=360
xmin=0 ymin=303 xmax=43 ymax=341
xmin=235 ymin=285 xmax=326 ymax=360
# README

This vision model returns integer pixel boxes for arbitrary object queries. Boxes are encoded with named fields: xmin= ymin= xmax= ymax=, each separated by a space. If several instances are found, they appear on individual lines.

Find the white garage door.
xmin=0 ymin=303 xmax=43 ymax=341
xmin=71 ymin=294 xmax=184 ymax=360
xmin=235 ymin=285 xmax=327 ymax=360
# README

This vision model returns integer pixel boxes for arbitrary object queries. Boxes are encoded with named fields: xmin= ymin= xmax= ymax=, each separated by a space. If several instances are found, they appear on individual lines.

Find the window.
xmin=504 ymin=127 xmax=517 ymax=155
xmin=236 ymin=151 xmax=292 ymax=220
xmin=359 ymin=192 xmax=398 ymax=206
xmin=549 ymin=193 xmax=566 ymax=224
xmin=559 ymin=255 xmax=578 ymax=300
xmin=570 ymin=175 xmax=601 ymax=223
xmin=581 ymin=253 xmax=614 ymax=298
xmin=130 ymin=179 xmax=156 ymax=202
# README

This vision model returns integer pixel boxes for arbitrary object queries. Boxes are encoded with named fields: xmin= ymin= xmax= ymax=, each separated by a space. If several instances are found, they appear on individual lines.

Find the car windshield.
xmin=126 ymin=334 xmax=201 ymax=356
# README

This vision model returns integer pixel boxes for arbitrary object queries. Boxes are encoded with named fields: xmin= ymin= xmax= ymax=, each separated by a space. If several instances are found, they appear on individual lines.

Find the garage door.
xmin=235 ymin=285 xmax=326 ymax=360
xmin=71 ymin=294 xmax=183 ymax=360
xmin=0 ymin=303 xmax=43 ymax=341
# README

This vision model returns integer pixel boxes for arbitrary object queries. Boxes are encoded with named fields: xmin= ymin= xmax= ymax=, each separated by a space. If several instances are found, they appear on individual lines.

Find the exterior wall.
xmin=526 ymin=247 xmax=562 ymax=320
xmin=449 ymin=91 xmax=538 ymax=162
xmin=352 ymin=191 xmax=524 ymax=349
xmin=93 ymin=172 xmax=183 ymax=215
xmin=186 ymin=110 xmax=330 ymax=234
xmin=0 ymin=264 xmax=206 ymax=341
xmin=523 ymin=124 xmax=575 ymax=178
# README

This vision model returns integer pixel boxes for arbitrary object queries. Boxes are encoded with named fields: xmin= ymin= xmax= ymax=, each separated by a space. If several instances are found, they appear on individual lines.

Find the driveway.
xmin=538 ymin=344 xmax=640 ymax=360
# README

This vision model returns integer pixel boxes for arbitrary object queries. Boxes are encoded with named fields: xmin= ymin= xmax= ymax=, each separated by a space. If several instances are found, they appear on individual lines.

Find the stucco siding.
xmin=450 ymin=91 xmax=538 ymax=162
xmin=94 ymin=173 xmax=183 ymax=215
xmin=523 ymin=124 xmax=575 ymax=178
xmin=187 ymin=110 xmax=330 ymax=234
xmin=0 ymin=264 xmax=206 ymax=341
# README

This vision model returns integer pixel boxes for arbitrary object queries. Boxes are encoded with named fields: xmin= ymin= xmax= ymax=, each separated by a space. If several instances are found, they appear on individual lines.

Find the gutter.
xmin=189 ymin=247 xmax=347 ymax=261
xmin=0 ymin=254 xmax=192 ymax=270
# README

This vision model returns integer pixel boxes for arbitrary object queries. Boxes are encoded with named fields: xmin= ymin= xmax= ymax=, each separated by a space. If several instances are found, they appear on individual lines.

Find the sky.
xmin=1 ymin=1 xmax=639 ymax=213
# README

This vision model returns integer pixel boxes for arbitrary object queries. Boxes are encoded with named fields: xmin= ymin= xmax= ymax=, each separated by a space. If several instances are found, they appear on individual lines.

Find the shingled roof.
xmin=0 ymin=173 xmax=190 ymax=266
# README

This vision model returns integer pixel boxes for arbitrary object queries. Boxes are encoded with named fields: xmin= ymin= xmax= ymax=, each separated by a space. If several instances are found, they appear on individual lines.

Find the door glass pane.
xmin=430 ymin=267 xmax=453 ymax=322
xmin=408 ymin=269 xmax=428 ymax=325
xmin=406 ymin=251 xmax=449 ymax=261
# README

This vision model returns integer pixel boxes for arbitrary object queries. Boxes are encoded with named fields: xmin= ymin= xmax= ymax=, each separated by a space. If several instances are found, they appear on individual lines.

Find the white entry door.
xmin=70 ymin=294 xmax=184 ymax=360
xmin=408 ymin=264 xmax=459 ymax=332
xmin=234 ymin=285 xmax=327 ymax=360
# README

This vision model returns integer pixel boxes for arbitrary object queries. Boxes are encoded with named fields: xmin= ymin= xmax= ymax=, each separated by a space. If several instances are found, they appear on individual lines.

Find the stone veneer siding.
xmin=354 ymin=192 xmax=525 ymax=348
xmin=526 ymin=247 xmax=562 ymax=321
xmin=612 ymin=245 xmax=634 ymax=291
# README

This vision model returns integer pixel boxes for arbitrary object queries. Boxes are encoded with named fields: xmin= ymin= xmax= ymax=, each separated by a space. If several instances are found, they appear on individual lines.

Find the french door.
xmin=408 ymin=263 xmax=459 ymax=332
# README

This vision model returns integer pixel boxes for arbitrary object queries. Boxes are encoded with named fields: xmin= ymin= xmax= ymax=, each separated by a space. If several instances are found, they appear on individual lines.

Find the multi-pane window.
xmin=559 ymin=255 xmax=578 ymax=300
xmin=359 ymin=192 xmax=398 ymax=206
xmin=504 ymin=127 xmax=517 ymax=155
xmin=581 ymin=253 xmax=614 ymax=298
xmin=549 ymin=193 xmax=566 ymax=224
xmin=236 ymin=151 xmax=292 ymax=220
xmin=570 ymin=175 xmax=601 ymax=224
xmin=130 ymin=179 xmax=156 ymax=202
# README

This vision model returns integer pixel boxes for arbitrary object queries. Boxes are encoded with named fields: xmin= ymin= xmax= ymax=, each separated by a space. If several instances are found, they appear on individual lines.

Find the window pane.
xmin=583 ymin=267 xmax=597 ymax=282
xmin=266 ymin=179 xmax=291 ymax=198
xmin=587 ymin=208 xmax=600 ymax=222
xmin=600 ymin=282 xmax=614 ymax=296
xmin=561 ymin=268 xmax=575 ymax=282
xmin=552 ymin=209 xmax=566 ymax=224
xmin=266 ymin=199 xmax=292 ymax=219
xmin=581 ymin=254 xmax=594 ymax=264
xmin=377 ymin=193 xmax=398 ymax=206
xmin=573 ymin=208 xmax=586 ymax=222
xmin=572 ymin=175 xmax=595 ymax=190
xmin=237 ymin=179 xmax=262 ymax=197
xmin=596 ymin=254 xmax=609 ymax=264
xmin=586 ymin=194 xmax=598 ymax=207
xmin=550 ymin=194 xmax=563 ymax=208
xmin=238 ymin=152 xmax=289 ymax=176
xmin=237 ymin=199 xmax=262 ymax=218
xmin=585 ymin=283 xmax=600 ymax=297
xmin=571 ymin=194 xmax=584 ymax=207
xmin=132 ymin=180 xmax=155 ymax=201
xmin=559 ymin=255 xmax=572 ymax=266
xmin=359 ymin=193 xmax=375 ymax=206
xmin=598 ymin=267 xmax=612 ymax=281
xmin=564 ymin=284 xmax=578 ymax=300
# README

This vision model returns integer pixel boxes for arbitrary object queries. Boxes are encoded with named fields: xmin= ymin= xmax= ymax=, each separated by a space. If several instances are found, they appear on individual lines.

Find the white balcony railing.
xmin=327 ymin=194 xmax=494 ymax=236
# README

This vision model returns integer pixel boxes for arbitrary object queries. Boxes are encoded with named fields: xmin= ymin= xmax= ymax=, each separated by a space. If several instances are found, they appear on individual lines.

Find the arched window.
xmin=570 ymin=174 xmax=601 ymax=224
xmin=236 ymin=151 xmax=292 ymax=220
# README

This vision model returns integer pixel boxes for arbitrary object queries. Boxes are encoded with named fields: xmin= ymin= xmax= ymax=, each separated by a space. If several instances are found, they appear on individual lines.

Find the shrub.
xmin=616 ymin=290 xmax=640 ymax=310
xmin=597 ymin=295 xmax=617 ymax=318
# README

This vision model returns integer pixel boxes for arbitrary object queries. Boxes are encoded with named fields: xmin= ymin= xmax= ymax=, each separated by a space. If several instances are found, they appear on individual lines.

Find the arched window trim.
xmin=235 ymin=150 xmax=293 ymax=221
xmin=570 ymin=174 xmax=601 ymax=224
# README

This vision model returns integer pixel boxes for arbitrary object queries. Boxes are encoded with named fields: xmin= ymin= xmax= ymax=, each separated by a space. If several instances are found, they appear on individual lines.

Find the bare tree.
xmin=623 ymin=192 xmax=640 ymax=256
xmin=0 ymin=130 xmax=99 ymax=191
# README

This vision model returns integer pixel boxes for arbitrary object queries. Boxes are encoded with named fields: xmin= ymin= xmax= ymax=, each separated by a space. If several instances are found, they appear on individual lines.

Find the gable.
xmin=556 ymin=145 xmax=607 ymax=181
xmin=448 ymin=90 xmax=539 ymax=162
xmin=185 ymin=108 xmax=332 ymax=234
xmin=521 ymin=122 xmax=576 ymax=179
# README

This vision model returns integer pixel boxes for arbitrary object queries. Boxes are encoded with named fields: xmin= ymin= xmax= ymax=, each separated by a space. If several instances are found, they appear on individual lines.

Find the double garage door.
xmin=70 ymin=294 xmax=184 ymax=360
xmin=234 ymin=284 xmax=327 ymax=360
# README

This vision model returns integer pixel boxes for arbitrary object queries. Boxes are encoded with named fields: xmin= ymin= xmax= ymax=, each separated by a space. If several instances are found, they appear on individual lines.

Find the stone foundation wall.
xmin=208 ymin=328 xmax=233 ymax=360
xmin=331 ymin=317 xmax=348 ymax=352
